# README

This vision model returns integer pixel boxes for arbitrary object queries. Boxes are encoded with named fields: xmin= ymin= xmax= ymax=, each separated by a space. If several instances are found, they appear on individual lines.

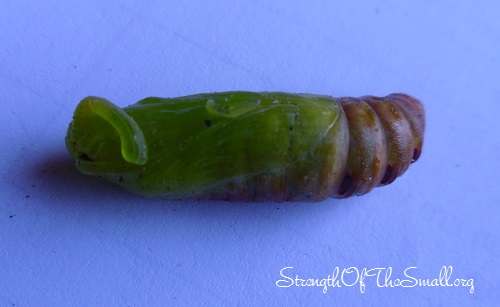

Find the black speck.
xmin=25 ymin=194 xmax=30 ymax=198
xmin=289 ymin=126 xmax=294 ymax=131
xmin=79 ymin=154 xmax=94 ymax=162
xmin=338 ymin=173 xmax=353 ymax=196
xmin=204 ymin=119 xmax=212 ymax=127
xmin=9 ymin=215 xmax=14 ymax=218
xmin=412 ymin=148 xmax=421 ymax=162
xmin=380 ymin=165 xmax=395 ymax=185
xmin=119 ymin=176 xmax=124 ymax=182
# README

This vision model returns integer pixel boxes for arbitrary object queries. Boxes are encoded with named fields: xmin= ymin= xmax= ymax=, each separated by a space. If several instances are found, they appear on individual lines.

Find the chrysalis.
xmin=65 ymin=92 xmax=425 ymax=202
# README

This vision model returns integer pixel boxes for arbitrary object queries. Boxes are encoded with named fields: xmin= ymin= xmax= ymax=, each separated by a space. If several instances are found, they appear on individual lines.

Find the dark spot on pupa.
xmin=338 ymin=173 xmax=353 ymax=196
xmin=204 ymin=119 xmax=212 ymax=127
xmin=79 ymin=154 xmax=94 ymax=162
xmin=380 ymin=165 xmax=395 ymax=185
xmin=411 ymin=148 xmax=421 ymax=162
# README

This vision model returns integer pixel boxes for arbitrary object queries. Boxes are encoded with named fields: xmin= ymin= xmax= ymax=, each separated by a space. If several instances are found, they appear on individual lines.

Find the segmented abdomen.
xmin=336 ymin=93 xmax=425 ymax=198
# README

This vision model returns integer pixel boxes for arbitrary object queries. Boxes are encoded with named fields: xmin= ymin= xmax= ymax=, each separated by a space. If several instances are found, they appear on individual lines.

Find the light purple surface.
xmin=1 ymin=0 xmax=498 ymax=305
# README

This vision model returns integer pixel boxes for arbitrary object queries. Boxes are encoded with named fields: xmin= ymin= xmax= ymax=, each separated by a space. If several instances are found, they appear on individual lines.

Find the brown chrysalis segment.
xmin=335 ymin=97 xmax=388 ymax=197
xmin=358 ymin=95 xmax=420 ymax=186
xmin=386 ymin=93 xmax=425 ymax=162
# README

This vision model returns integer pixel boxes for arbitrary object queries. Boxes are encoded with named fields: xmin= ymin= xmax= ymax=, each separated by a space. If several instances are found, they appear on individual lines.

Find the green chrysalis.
xmin=65 ymin=92 xmax=425 ymax=202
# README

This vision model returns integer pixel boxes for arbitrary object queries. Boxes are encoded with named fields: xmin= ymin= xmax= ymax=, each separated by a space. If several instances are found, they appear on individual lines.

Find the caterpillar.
xmin=65 ymin=91 xmax=425 ymax=202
